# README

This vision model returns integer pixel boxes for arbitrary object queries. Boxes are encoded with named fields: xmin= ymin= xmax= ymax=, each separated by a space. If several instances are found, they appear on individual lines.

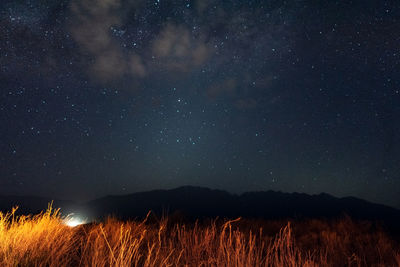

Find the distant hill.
xmin=86 ymin=186 xmax=400 ymax=224
xmin=1 ymin=186 xmax=400 ymax=227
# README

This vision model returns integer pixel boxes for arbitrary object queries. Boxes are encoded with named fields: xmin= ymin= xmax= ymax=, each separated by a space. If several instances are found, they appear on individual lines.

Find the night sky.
xmin=1 ymin=0 xmax=400 ymax=208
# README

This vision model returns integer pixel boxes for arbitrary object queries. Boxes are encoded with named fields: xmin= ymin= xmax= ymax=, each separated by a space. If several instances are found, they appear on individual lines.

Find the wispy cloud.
xmin=151 ymin=23 xmax=213 ymax=72
xmin=69 ymin=0 xmax=146 ymax=82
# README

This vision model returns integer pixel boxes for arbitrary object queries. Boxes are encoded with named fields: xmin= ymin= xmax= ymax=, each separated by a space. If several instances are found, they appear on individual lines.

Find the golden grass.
xmin=0 ymin=205 xmax=399 ymax=267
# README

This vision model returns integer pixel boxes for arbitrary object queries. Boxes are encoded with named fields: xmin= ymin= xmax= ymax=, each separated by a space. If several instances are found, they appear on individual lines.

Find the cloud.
xmin=234 ymin=98 xmax=258 ymax=110
xmin=129 ymin=54 xmax=146 ymax=78
xmin=90 ymin=50 xmax=126 ymax=81
xmin=69 ymin=2 xmax=213 ymax=83
xmin=206 ymin=79 xmax=237 ymax=100
xmin=195 ymin=0 xmax=216 ymax=14
xmin=151 ymin=24 xmax=213 ymax=72
xmin=69 ymin=0 xmax=146 ymax=82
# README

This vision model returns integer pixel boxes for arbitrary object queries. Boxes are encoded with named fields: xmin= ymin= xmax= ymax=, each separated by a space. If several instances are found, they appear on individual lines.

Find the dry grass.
xmin=0 ymin=205 xmax=399 ymax=267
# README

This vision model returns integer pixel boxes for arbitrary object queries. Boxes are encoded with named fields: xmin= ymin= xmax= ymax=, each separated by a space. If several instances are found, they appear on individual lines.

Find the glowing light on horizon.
xmin=63 ymin=214 xmax=86 ymax=227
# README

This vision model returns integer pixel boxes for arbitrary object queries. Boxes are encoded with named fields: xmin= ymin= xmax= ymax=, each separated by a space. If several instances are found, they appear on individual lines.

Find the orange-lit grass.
xmin=0 ymin=205 xmax=399 ymax=267
xmin=0 ymin=204 xmax=78 ymax=266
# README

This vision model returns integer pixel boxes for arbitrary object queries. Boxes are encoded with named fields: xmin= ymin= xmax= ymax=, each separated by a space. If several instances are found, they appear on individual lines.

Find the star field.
xmin=1 ymin=0 xmax=400 ymax=208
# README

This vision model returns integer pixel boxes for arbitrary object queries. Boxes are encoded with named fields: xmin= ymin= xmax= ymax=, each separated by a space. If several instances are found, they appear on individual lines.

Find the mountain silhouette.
xmin=1 ymin=186 xmax=399 ymax=228
xmin=85 ymin=186 xmax=400 ymax=228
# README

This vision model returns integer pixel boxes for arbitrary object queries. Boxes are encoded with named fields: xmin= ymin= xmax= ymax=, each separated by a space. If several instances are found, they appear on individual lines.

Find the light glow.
xmin=63 ymin=214 xmax=86 ymax=227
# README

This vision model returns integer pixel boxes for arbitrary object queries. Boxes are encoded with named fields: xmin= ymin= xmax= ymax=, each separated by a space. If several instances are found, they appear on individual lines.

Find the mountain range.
xmin=1 ymin=186 xmax=399 ymax=227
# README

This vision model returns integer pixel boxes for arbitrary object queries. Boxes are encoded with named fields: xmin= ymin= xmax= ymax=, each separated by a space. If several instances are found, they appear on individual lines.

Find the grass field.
xmin=0 ymin=204 xmax=399 ymax=266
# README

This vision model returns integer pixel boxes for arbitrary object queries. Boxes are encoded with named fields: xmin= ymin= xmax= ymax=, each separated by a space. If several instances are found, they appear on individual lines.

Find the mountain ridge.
xmin=85 ymin=186 xmax=400 ymax=228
